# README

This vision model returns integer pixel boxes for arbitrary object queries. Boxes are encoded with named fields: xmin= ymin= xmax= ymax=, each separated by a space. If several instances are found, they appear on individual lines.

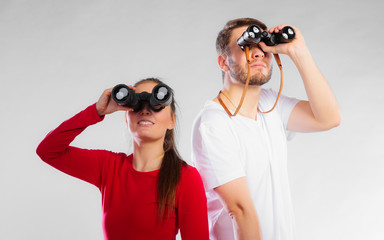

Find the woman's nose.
xmin=139 ymin=103 xmax=152 ymax=115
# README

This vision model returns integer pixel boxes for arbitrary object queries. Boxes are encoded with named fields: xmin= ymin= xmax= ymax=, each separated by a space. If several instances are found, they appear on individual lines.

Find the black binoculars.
xmin=111 ymin=83 xmax=172 ymax=112
xmin=237 ymin=25 xmax=296 ymax=50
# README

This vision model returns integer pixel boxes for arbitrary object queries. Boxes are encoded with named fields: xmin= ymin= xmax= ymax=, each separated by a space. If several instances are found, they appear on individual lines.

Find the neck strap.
xmin=218 ymin=46 xmax=284 ymax=116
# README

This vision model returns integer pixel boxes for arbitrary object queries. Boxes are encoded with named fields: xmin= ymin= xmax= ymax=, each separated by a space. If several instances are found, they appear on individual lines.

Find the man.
xmin=191 ymin=18 xmax=340 ymax=240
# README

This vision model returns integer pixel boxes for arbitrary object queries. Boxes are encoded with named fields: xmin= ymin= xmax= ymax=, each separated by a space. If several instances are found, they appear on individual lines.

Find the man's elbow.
xmin=226 ymin=204 xmax=262 ymax=240
xmin=321 ymin=114 xmax=341 ymax=130
xmin=330 ymin=110 xmax=342 ymax=128
xmin=227 ymin=203 xmax=254 ymax=221
xmin=333 ymin=115 xmax=341 ymax=128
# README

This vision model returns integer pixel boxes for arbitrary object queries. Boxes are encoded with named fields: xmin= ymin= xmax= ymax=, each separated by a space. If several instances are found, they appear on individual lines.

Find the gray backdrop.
xmin=1 ymin=0 xmax=383 ymax=239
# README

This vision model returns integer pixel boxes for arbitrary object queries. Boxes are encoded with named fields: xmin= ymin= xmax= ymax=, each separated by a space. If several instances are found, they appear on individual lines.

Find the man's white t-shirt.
xmin=192 ymin=89 xmax=300 ymax=240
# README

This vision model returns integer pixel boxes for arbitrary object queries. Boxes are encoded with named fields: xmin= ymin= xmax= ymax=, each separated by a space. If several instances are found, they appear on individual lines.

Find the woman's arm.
xmin=36 ymin=88 xmax=132 ymax=187
xmin=36 ymin=103 xmax=107 ymax=187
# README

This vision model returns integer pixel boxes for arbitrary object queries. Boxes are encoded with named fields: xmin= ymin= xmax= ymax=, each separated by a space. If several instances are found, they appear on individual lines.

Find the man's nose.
xmin=249 ymin=45 xmax=265 ymax=59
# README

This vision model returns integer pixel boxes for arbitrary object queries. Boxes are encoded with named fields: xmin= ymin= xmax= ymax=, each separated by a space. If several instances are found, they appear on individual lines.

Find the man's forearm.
xmin=230 ymin=209 xmax=262 ymax=240
xmin=290 ymin=47 xmax=341 ymax=128
xmin=215 ymin=177 xmax=263 ymax=240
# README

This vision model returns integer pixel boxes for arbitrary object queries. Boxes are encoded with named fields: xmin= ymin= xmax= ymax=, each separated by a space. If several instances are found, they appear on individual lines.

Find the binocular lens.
xmin=237 ymin=24 xmax=296 ymax=49
xmin=155 ymin=86 xmax=169 ymax=101
xmin=281 ymin=27 xmax=295 ymax=40
xmin=250 ymin=26 xmax=261 ymax=36
xmin=237 ymin=25 xmax=262 ymax=49
xmin=111 ymin=83 xmax=172 ymax=112
xmin=116 ymin=88 xmax=129 ymax=100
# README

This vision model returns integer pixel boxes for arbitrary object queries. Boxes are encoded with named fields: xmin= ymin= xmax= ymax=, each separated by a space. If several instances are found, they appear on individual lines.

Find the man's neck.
xmin=214 ymin=78 xmax=262 ymax=120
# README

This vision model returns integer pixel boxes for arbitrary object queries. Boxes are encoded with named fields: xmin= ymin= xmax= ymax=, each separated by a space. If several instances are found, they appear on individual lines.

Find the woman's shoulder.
xmin=100 ymin=150 xmax=130 ymax=161
xmin=177 ymin=163 xmax=206 ymax=200
xmin=100 ymin=151 xmax=133 ymax=172
xmin=180 ymin=163 xmax=203 ymax=183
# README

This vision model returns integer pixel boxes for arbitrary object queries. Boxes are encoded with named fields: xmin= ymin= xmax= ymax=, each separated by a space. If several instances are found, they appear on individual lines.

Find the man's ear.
xmin=218 ymin=54 xmax=229 ymax=72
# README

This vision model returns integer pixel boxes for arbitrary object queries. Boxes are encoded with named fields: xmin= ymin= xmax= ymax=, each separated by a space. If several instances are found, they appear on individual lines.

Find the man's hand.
xmin=259 ymin=24 xmax=341 ymax=132
xmin=259 ymin=25 xmax=309 ymax=59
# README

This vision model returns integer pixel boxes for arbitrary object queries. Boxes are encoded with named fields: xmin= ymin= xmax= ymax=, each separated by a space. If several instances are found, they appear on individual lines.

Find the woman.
xmin=36 ymin=78 xmax=209 ymax=240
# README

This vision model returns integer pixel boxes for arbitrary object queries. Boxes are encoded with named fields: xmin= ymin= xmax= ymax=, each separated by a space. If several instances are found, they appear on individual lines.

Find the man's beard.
xmin=228 ymin=58 xmax=272 ymax=86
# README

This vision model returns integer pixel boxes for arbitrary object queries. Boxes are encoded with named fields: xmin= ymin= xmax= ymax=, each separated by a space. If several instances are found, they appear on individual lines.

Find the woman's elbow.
xmin=36 ymin=143 xmax=44 ymax=159
xmin=36 ymin=141 xmax=52 ymax=163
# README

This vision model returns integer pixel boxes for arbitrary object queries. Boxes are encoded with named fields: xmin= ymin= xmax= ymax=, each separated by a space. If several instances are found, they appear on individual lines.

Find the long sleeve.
xmin=177 ymin=166 xmax=209 ymax=240
xmin=36 ymin=103 xmax=107 ymax=188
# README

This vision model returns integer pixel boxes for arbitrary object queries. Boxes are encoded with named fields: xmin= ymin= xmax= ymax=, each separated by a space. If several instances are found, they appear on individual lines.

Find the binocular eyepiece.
xmin=111 ymin=83 xmax=172 ymax=112
xmin=237 ymin=25 xmax=296 ymax=50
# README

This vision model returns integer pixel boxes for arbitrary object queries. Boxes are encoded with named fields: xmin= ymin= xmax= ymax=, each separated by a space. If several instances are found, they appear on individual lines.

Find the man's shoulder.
xmin=191 ymin=100 xmax=238 ymax=140
xmin=194 ymin=100 xmax=231 ymax=124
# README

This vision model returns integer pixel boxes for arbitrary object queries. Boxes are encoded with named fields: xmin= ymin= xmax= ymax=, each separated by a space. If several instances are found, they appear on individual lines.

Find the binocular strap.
xmin=218 ymin=46 xmax=284 ymax=117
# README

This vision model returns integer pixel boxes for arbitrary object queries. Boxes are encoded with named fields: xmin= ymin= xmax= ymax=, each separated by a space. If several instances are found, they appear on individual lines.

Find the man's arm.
xmin=260 ymin=25 xmax=341 ymax=132
xmin=287 ymin=47 xmax=341 ymax=132
xmin=214 ymin=177 xmax=262 ymax=240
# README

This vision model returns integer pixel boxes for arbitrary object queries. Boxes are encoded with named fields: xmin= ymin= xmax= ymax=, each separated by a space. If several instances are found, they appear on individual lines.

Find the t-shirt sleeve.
xmin=192 ymin=110 xmax=245 ymax=190
xmin=36 ymin=104 xmax=109 ymax=188
xmin=277 ymin=93 xmax=300 ymax=130
xmin=268 ymin=89 xmax=300 ymax=140
xmin=177 ymin=166 xmax=209 ymax=240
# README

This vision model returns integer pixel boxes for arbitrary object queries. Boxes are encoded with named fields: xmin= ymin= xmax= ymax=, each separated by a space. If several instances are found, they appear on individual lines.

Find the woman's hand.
xmin=96 ymin=87 xmax=134 ymax=117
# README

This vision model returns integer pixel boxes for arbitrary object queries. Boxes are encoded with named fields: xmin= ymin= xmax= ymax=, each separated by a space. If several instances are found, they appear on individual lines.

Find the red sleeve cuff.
xmin=83 ymin=103 xmax=105 ymax=125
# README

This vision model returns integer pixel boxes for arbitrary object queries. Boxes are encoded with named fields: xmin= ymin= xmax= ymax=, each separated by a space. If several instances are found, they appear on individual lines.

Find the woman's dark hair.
xmin=134 ymin=77 xmax=187 ymax=220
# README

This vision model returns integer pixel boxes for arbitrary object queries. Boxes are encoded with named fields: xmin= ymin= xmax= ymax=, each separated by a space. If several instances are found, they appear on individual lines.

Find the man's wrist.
xmin=289 ymin=46 xmax=312 ymax=66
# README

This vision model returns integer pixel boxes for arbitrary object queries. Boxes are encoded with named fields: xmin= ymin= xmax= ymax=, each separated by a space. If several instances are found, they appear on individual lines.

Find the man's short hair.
xmin=216 ymin=18 xmax=267 ymax=55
